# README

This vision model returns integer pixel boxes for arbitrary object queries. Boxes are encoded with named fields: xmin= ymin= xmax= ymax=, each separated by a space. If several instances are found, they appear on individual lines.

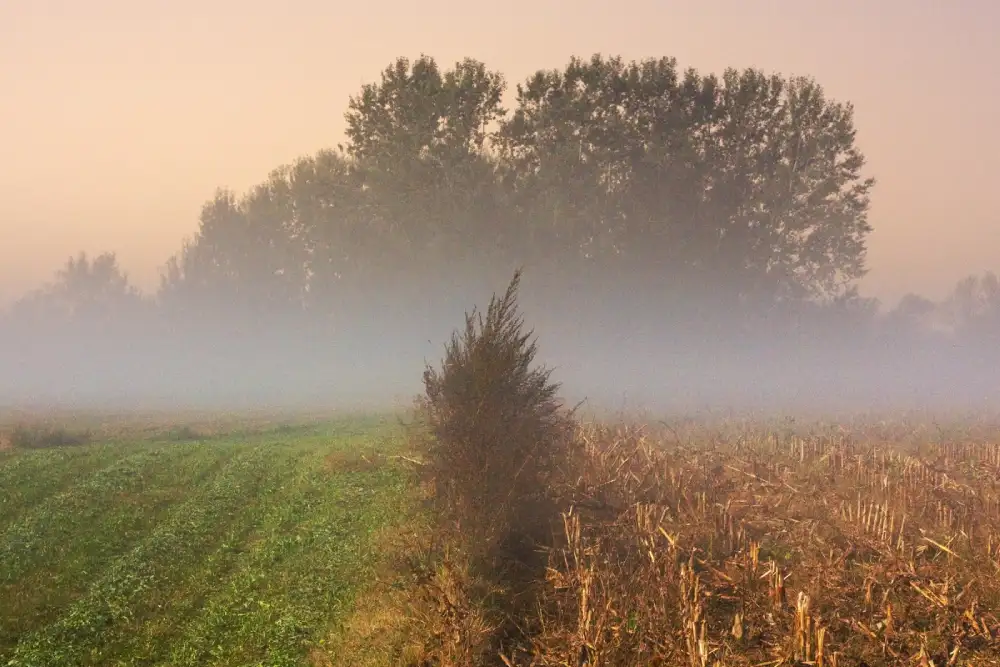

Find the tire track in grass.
xmin=6 ymin=443 xmax=280 ymax=667
xmin=100 ymin=445 xmax=321 ymax=665
xmin=0 ymin=442 xmax=237 ymax=659
xmin=166 ymin=463 xmax=409 ymax=667
xmin=0 ymin=442 xmax=210 ymax=583
xmin=0 ymin=444 xmax=126 ymax=532
xmin=253 ymin=467 xmax=411 ymax=667
xmin=164 ymin=451 xmax=343 ymax=667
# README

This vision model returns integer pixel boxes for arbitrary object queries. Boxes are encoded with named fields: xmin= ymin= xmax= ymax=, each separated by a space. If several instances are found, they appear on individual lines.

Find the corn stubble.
xmin=524 ymin=422 xmax=1000 ymax=666
xmin=408 ymin=271 xmax=1000 ymax=666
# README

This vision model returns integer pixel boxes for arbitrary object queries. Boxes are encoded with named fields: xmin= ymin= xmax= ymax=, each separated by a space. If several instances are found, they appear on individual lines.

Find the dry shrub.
xmin=323 ymin=459 xmax=516 ymax=666
xmin=406 ymin=540 xmax=507 ymax=666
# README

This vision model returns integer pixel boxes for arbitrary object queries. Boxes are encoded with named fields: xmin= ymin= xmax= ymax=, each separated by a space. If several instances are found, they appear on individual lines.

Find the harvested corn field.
xmin=505 ymin=420 xmax=1000 ymax=666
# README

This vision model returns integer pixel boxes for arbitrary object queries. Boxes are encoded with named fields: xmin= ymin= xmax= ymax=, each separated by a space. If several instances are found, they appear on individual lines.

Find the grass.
xmin=0 ymin=415 xmax=419 ymax=667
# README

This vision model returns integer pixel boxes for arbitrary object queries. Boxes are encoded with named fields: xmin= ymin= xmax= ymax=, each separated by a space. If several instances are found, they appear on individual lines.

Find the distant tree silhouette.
xmin=9 ymin=252 xmax=145 ymax=326
xmin=885 ymin=293 xmax=939 ymax=335
xmin=159 ymin=183 xmax=310 ymax=322
xmin=942 ymin=272 xmax=1000 ymax=341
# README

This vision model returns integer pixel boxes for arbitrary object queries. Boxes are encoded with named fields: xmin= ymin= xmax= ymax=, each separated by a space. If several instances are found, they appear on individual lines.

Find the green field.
xmin=0 ymin=416 xmax=414 ymax=667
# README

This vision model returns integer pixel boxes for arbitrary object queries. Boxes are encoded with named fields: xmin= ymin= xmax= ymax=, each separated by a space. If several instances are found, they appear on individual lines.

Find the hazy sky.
xmin=1 ymin=0 xmax=997 ymax=308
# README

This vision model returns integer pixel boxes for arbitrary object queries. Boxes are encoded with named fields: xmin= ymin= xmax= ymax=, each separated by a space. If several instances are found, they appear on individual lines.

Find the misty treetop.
xmin=498 ymin=56 xmax=874 ymax=303
xmin=151 ymin=53 xmax=876 ymax=320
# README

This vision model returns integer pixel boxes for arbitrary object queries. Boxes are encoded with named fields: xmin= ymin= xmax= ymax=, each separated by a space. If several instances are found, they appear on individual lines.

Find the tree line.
xmin=1 ymin=54 xmax=997 ymax=408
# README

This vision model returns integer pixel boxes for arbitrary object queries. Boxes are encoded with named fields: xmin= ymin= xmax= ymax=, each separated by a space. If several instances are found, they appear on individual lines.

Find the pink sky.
xmin=1 ymin=0 xmax=997 ymax=307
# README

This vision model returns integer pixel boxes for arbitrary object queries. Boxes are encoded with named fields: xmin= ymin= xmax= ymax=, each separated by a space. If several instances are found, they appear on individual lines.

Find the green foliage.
xmin=419 ymin=270 xmax=574 ymax=550
xmin=345 ymin=55 xmax=506 ymax=168
xmin=158 ymin=424 xmax=203 ymax=442
xmin=0 ymin=422 xmax=412 ymax=667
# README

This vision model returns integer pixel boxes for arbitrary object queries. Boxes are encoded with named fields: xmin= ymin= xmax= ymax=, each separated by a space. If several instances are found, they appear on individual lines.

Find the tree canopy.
xmin=150 ymin=53 xmax=877 ymax=325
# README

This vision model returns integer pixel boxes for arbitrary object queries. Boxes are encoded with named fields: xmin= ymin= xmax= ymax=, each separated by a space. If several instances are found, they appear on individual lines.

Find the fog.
xmin=1 ymin=53 xmax=998 ymax=420
xmin=1 ymin=265 xmax=998 ymax=420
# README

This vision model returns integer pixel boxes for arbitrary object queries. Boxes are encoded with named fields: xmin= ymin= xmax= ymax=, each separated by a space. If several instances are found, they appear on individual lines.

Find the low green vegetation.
xmin=0 ymin=416 xmax=415 ymax=667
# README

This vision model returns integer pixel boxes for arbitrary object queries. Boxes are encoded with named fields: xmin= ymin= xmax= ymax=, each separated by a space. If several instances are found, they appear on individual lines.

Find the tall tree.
xmin=499 ymin=55 xmax=875 ymax=309
xmin=159 ymin=180 xmax=311 ymax=321
xmin=284 ymin=149 xmax=373 ymax=317
xmin=343 ymin=55 xmax=510 ymax=276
